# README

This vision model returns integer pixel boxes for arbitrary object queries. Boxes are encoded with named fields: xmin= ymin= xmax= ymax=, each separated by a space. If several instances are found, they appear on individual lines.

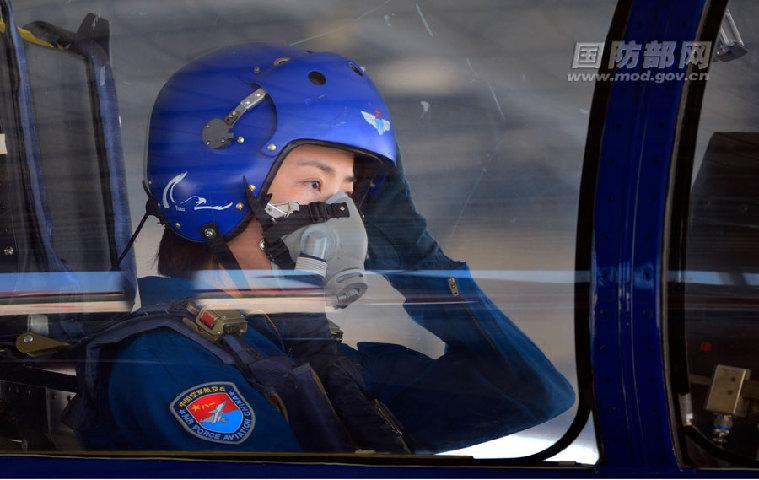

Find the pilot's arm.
xmin=359 ymin=152 xmax=575 ymax=452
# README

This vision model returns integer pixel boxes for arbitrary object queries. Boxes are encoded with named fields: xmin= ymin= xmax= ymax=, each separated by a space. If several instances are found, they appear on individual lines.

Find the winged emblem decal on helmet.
xmin=361 ymin=109 xmax=391 ymax=135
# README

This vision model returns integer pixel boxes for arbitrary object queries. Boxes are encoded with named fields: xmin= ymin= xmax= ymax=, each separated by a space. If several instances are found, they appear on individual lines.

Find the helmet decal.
xmin=361 ymin=110 xmax=391 ymax=135
xmin=161 ymin=172 xmax=186 ymax=209
xmin=162 ymin=172 xmax=234 ymax=213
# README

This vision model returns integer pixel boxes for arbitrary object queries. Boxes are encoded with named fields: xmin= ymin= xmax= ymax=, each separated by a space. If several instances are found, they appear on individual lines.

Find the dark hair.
xmin=157 ymin=227 xmax=214 ymax=278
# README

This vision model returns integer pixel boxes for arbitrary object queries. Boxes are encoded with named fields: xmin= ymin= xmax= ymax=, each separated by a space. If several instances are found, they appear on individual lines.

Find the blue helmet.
xmin=146 ymin=42 xmax=397 ymax=242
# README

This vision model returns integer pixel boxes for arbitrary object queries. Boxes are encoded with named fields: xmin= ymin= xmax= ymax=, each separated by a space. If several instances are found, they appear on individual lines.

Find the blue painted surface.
xmin=591 ymin=0 xmax=709 ymax=473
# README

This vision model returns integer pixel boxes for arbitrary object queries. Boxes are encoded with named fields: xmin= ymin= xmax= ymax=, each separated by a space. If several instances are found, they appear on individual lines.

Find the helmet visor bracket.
xmin=202 ymin=88 xmax=268 ymax=149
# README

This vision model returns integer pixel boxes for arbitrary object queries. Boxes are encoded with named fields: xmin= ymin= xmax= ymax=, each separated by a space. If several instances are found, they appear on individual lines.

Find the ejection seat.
xmin=0 ymin=1 xmax=135 ymax=450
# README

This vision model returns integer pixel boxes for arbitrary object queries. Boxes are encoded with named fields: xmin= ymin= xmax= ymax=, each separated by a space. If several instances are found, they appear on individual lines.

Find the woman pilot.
xmin=68 ymin=42 xmax=574 ymax=453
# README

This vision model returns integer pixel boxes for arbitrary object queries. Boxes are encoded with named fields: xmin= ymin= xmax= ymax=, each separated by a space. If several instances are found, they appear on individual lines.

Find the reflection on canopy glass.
xmin=668 ymin=0 xmax=759 ymax=467
xmin=0 ymin=0 xmax=612 ymax=463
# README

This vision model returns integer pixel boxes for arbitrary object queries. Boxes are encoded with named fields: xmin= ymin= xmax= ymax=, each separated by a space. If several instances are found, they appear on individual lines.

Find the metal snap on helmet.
xmin=146 ymin=42 xmax=397 ymax=242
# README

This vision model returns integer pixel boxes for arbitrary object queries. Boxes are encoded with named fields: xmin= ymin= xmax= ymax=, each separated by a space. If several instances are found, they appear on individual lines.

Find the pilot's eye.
xmin=306 ymin=180 xmax=321 ymax=190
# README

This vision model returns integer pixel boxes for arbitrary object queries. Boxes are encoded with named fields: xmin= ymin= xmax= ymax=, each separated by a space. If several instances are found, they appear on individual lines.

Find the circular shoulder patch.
xmin=170 ymin=382 xmax=255 ymax=444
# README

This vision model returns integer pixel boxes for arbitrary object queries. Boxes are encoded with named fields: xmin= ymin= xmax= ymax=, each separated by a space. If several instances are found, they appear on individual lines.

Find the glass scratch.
xmin=290 ymin=0 xmax=393 ymax=46
xmin=486 ymin=82 xmax=505 ymax=121
xmin=416 ymin=3 xmax=434 ymax=37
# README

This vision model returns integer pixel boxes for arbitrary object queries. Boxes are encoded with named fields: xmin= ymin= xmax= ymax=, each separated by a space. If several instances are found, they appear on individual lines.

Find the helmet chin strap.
xmin=199 ymin=223 xmax=243 ymax=272
xmin=198 ymin=222 xmax=255 ymax=291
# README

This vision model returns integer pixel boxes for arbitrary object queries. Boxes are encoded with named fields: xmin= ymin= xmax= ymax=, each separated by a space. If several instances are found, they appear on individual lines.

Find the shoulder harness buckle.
xmin=183 ymin=303 xmax=247 ymax=343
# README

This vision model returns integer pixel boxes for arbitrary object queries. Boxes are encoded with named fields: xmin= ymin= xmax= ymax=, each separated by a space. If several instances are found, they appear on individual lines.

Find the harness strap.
xmin=306 ymin=355 xmax=412 ymax=453
xmin=65 ymin=302 xmax=401 ymax=453
xmin=220 ymin=335 xmax=354 ymax=452
xmin=254 ymin=312 xmax=411 ymax=453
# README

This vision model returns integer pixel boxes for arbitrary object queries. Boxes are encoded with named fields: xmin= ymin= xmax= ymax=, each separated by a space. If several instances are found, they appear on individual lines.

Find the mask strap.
xmin=199 ymin=222 xmax=253 ymax=291
xmin=244 ymin=179 xmax=295 ymax=269
xmin=259 ymin=201 xmax=348 ymax=270
xmin=200 ymin=223 xmax=242 ymax=272
xmin=199 ymin=222 xmax=254 ymax=290
xmin=243 ymin=179 xmax=350 ymax=270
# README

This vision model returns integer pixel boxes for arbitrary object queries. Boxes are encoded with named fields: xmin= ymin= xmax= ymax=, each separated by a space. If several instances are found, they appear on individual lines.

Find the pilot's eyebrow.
xmin=297 ymin=159 xmax=355 ymax=183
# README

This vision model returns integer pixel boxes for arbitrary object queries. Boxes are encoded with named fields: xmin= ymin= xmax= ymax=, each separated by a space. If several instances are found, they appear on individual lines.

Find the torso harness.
xmin=57 ymin=301 xmax=411 ymax=453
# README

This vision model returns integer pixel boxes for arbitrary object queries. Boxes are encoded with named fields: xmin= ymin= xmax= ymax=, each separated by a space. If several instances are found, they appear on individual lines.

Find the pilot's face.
xmin=267 ymin=144 xmax=355 ymax=204
xmin=227 ymin=143 xmax=355 ymax=270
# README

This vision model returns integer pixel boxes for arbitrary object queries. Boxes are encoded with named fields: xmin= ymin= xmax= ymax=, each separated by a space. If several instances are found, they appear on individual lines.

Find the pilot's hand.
xmin=361 ymin=149 xmax=459 ymax=271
